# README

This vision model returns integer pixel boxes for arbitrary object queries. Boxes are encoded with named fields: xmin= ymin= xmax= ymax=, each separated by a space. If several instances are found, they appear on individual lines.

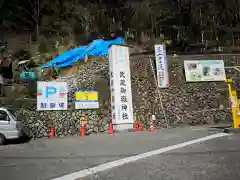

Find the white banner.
xmin=108 ymin=45 xmax=134 ymax=125
xmin=37 ymin=81 xmax=68 ymax=111
xmin=184 ymin=60 xmax=226 ymax=82
xmin=154 ymin=44 xmax=169 ymax=88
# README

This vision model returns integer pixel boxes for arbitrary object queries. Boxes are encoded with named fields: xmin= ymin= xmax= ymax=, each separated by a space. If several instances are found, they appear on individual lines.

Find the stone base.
xmin=113 ymin=123 xmax=133 ymax=132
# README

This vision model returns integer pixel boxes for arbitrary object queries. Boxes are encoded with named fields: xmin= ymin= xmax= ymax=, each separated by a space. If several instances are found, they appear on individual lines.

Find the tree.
xmin=1 ymin=0 xmax=240 ymax=49
xmin=15 ymin=0 xmax=46 ymax=42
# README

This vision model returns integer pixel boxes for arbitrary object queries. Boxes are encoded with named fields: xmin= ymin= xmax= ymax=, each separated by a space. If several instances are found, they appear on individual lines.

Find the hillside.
xmin=1 ymin=0 xmax=240 ymax=139
xmin=8 ymin=52 xmax=237 ymax=138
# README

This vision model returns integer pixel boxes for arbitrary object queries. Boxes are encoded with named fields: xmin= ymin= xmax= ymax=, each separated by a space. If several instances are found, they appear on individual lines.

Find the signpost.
xmin=108 ymin=45 xmax=134 ymax=131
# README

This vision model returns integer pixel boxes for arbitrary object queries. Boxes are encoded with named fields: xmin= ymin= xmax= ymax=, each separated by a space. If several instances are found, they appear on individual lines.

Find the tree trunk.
xmin=36 ymin=24 xmax=39 ymax=42
xmin=35 ymin=23 xmax=39 ymax=52
xmin=84 ymin=11 xmax=90 ymax=40
xmin=0 ymin=19 xmax=4 ymax=42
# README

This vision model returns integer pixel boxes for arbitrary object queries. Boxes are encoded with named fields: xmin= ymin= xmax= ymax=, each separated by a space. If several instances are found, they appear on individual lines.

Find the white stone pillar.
xmin=108 ymin=45 xmax=133 ymax=131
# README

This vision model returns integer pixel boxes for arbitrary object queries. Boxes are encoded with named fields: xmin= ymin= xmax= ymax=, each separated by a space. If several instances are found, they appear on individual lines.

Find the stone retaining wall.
xmin=8 ymin=54 xmax=238 ymax=138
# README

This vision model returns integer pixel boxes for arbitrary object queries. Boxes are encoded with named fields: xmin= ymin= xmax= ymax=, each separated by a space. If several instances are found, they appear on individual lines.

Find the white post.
xmin=108 ymin=45 xmax=134 ymax=131
xmin=153 ymin=44 xmax=169 ymax=127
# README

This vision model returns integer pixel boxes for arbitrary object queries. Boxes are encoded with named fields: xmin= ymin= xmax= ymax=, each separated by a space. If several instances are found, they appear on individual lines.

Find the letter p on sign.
xmin=46 ymin=86 xmax=57 ymax=98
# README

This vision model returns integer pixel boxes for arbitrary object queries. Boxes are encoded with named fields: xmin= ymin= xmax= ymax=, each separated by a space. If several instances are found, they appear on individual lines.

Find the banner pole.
xmin=148 ymin=55 xmax=169 ymax=128
xmin=129 ymin=45 xmax=169 ymax=128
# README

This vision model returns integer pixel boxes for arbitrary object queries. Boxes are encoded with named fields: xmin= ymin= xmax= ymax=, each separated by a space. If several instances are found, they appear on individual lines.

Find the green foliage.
xmin=13 ymin=49 xmax=31 ymax=61
xmin=26 ymin=60 xmax=37 ymax=68
xmin=0 ymin=97 xmax=36 ymax=110
xmin=38 ymin=35 xmax=54 ymax=54
xmin=1 ymin=0 xmax=240 ymax=48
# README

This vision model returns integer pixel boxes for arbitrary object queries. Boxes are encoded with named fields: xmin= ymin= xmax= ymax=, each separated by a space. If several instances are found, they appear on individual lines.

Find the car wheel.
xmin=0 ymin=134 xmax=5 ymax=145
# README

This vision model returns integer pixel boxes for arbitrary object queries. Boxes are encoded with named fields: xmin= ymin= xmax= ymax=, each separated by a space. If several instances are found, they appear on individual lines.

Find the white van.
xmin=0 ymin=107 xmax=24 ymax=145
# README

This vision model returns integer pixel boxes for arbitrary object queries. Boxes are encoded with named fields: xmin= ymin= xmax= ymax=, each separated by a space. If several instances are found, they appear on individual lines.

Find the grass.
xmin=0 ymin=97 xmax=36 ymax=109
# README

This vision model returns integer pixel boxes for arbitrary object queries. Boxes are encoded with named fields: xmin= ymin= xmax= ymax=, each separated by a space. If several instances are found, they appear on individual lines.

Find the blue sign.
xmin=38 ymin=86 xmax=66 ymax=98
xmin=37 ymin=82 xmax=68 ymax=111
xmin=46 ymin=86 xmax=56 ymax=98
xmin=20 ymin=71 xmax=37 ymax=80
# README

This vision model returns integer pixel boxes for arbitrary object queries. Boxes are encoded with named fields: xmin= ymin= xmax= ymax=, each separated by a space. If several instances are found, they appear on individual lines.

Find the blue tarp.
xmin=40 ymin=37 xmax=124 ymax=69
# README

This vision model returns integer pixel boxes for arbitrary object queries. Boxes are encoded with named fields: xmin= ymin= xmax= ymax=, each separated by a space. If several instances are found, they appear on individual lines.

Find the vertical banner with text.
xmin=108 ymin=45 xmax=133 ymax=125
xmin=154 ymin=44 xmax=169 ymax=88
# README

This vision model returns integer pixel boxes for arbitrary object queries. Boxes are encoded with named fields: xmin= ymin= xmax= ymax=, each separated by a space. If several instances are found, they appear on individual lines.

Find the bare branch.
xmin=28 ymin=0 xmax=34 ymax=10
xmin=0 ymin=0 xmax=4 ymax=9
xmin=15 ymin=6 xmax=37 ymax=22
xmin=39 ymin=0 xmax=45 ymax=11
xmin=16 ymin=0 xmax=46 ymax=24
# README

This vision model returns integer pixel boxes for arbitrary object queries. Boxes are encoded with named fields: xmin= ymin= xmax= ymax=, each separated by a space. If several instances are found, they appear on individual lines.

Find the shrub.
xmin=13 ymin=49 xmax=31 ymax=62
xmin=38 ymin=35 xmax=54 ymax=54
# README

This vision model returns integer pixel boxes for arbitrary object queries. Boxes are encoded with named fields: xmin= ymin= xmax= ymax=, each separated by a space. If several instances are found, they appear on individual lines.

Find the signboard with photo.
xmin=184 ymin=60 xmax=226 ymax=82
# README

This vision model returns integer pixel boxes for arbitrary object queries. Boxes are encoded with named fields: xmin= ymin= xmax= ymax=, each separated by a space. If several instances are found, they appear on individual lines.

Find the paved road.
xmin=0 ymin=125 xmax=238 ymax=180
xmin=82 ymin=132 xmax=240 ymax=180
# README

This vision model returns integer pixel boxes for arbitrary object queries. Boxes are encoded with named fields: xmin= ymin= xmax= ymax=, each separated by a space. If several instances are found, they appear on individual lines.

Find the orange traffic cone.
xmin=149 ymin=120 xmax=156 ymax=132
xmin=80 ymin=125 xmax=85 ymax=136
xmin=80 ymin=120 xmax=86 ymax=136
xmin=137 ymin=121 xmax=141 ymax=131
xmin=137 ymin=121 xmax=144 ymax=131
xmin=132 ymin=121 xmax=137 ymax=132
xmin=108 ymin=122 xmax=113 ymax=135
xmin=50 ymin=127 xmax=55 ymax=138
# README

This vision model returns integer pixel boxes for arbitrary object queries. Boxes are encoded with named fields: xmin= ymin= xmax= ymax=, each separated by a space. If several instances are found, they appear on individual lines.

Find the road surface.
xmin=0 ymin=125 xmax=239 ymax=180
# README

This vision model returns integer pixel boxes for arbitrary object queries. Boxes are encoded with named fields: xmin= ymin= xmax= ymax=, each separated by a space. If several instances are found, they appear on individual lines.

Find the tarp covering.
xmin=40 ymin=37 xmax=124 ymax=69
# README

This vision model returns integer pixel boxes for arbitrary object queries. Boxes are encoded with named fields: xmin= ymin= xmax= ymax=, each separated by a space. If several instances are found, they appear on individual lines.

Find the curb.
xmin=223 ymin=128 xmax=240 ymax=134
xmin=114 ymin=129 xmax=136 ymax=133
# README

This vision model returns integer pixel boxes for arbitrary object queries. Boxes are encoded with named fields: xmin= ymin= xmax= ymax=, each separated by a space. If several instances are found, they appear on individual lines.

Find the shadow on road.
xmin=5 ymin=136 xmax=32 ymax=145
